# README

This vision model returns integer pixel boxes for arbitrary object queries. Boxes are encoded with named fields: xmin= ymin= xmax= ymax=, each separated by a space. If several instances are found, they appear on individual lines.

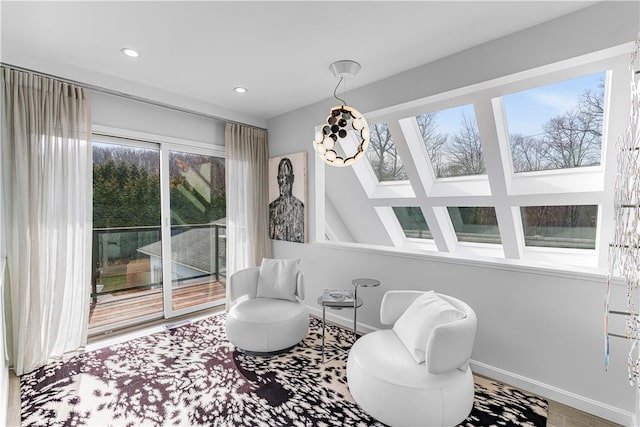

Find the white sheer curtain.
xmin=225 ymin=123 xmax=271 ymax=276
xmin=1 ymin=68 xmax=92 ymax=375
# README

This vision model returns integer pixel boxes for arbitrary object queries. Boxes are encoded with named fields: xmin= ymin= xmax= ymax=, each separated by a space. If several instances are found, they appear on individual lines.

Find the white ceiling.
xmin=1 ymin=1 xmax=597 ymax=122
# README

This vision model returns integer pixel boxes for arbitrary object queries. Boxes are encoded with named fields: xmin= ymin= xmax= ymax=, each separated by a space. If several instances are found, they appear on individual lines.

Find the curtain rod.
xmin=0 ymin=62 xmax=267 ymax=131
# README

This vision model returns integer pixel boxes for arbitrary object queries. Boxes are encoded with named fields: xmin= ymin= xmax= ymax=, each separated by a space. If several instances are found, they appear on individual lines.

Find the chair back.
xmin=380 ymin=290 xmax=426 ymax=325
xmin=295 ymin=271 xmax=305 ymax=300
xmin=228 ymin=267 xmax=305 ymax=306
xmin=426 ymin=294 xmax=477 ymax=374
xmin=227 ymin=267 xmax=259 ymax=307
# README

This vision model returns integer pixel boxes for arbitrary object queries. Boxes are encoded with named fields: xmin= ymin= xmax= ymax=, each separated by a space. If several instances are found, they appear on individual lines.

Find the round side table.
xmin=352 ymin=278 xmax=381 ymax=341
xmin=317 ymin=295 xmax=364 ymax=363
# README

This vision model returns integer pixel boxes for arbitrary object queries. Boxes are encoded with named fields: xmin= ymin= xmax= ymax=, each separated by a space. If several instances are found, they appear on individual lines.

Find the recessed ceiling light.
xmin=121 ymin=48 xmax=140 ymax=58
xmin=234 ymin=86 xmax=248 ymax=94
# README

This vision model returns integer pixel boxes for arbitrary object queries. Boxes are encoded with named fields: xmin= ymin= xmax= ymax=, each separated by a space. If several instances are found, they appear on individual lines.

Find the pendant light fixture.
xmin=313 ymin=60 xmax=370 ymax=167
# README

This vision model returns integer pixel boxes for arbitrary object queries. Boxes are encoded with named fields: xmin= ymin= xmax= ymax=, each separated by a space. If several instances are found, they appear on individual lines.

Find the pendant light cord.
xmin=333 ymin=76 xmax=347 ymax=106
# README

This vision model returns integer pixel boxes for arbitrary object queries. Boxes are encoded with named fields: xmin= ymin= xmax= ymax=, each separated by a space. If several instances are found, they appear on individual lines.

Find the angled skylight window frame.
xmin=365 ymin=122 xmax=409 ymax=183
xmin=398 ymin=111 xmax=492 ymax=198
xmin=502 ymin=71 xmax=607 ymax=174
xmin=316 ymin=46 xmax=630 ymax=271
xmin=374 ymin=206 xmax=438 ymax=252
xmin=446 ymin=206 xmax=502 ymax=245
xmin=491 ymin=66 xmax=616 ymax=196
xmin=413 ymin=103 xmax=488 ymax=180
xmin=519 ymin=204 xmax=599 ymax=250
xmin=392 ymin=206 xmax=433 ymax=241
xmin=336 ymin=125 xmax=415 ymax=199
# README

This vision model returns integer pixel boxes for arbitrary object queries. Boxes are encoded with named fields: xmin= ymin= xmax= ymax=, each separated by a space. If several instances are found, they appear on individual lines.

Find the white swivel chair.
xmin=225 ymin=266 xmax=309 ymax=353
xmin=347 ymin=291 xmax=477 ymax=427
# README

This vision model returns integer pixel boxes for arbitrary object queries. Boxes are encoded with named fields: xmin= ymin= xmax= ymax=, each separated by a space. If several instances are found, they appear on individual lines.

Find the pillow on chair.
xmin=392 ymin=291 xmax=465 ymax=363
xmin=256 ymin=258 xmax=299 ymax=301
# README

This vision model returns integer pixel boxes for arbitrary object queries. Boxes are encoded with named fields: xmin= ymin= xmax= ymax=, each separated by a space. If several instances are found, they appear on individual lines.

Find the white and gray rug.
xmin=20 ymin=314 xmax=547 ymax=426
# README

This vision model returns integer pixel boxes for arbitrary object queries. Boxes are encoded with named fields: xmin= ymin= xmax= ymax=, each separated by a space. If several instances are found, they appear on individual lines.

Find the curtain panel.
xmin=225 ymin=123 xmax=271 ymax=276
xmin=1 ymin=67 xmax=92 ymax=374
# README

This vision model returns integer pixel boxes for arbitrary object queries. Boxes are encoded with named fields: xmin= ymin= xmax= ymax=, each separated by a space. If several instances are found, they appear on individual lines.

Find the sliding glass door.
xmin=90 ymin=136 xmax=226 ymax=334
xmin=91 ymin=138 xmax=164 ymax=331
xmin=164 ymin=149 xmax=226 ymax=316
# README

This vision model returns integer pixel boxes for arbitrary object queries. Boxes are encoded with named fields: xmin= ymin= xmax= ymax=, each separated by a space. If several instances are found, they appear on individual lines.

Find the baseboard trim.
xmin=470 ymin=360 xmax=634 ymax=426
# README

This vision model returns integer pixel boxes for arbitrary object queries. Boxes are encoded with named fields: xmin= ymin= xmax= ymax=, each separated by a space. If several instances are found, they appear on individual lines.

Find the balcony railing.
xmin=91 ymin=223 xmax=226 ymax=305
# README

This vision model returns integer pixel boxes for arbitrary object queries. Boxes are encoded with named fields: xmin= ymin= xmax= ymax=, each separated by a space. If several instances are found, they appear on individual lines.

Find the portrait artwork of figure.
xmin=268 ymin=153 xmax=307 ymax=243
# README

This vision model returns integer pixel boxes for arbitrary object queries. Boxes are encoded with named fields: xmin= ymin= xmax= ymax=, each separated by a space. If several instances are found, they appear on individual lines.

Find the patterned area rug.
xmin=21 ymin=314 xmax=547 ymax=426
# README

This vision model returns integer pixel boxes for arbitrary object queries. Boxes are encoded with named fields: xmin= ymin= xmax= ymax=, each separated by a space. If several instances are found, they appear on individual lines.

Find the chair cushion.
xmin=392 ymin=291 xmax=464 ymax=363
xmin=226 ymin=298 xmax=309 ymax=352
xmin=228 ymin=297 xmax=306 ymax=323
xmin=256 ymin=258 xmax=299 ymax=301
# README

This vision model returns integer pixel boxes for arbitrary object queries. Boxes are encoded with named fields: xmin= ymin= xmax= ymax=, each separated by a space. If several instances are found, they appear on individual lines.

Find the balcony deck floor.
xmin=88 ymin=279 xmax=226 ymax=330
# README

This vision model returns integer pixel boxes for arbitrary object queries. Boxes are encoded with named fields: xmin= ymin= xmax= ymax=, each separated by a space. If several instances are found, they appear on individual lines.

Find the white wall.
xmin=0 ymin=51 xmax=266 ymax=130
xmin=91 ymin=91 xmax=226 ymax=146
xmin=268 ymin=2 xmax=640 ymax=424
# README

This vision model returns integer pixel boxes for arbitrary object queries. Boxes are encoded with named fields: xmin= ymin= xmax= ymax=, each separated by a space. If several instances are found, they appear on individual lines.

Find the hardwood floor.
xmin=88 ymin=278 xmax=226 ymax=330
xmin=547 ymin=400 xmax=623 ymax=427
xmin=474 ymin=374 xmax=623 ymax=427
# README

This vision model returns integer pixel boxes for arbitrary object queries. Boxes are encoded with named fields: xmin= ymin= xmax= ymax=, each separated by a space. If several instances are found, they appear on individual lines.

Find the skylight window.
xmin=521 ymin=205 xmax=597 ymax=249
xmin=447 ymin=207 xmax=501 ymax=244
xmin=366 ymin=122 xmax=408 ymax=182
xmin=320 ymin=51 xmax=626 ymax=270
xmin=503 ymin=72 xmax=605 ymax=173
xmin=392 ymin=207 xmax=432 ymax=240
xmin=416 ymin=104 xmax=486 ymax=178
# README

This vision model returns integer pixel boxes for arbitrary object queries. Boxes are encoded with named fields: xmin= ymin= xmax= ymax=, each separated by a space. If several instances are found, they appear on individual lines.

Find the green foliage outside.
xmin=93 ymin=160 xmax=161 ymax=228
xmin=169 ymin=173 xmax=225 ymax=226
xmin=93 ymin=154 xmax=226 ymax=229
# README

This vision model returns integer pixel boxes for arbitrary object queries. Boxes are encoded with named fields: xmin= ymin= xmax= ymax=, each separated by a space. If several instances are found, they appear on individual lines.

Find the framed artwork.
xmin=268 ymin=151 xmax=307 ymax=243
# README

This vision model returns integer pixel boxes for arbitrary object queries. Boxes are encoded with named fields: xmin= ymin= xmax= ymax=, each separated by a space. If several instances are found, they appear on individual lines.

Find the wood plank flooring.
xmin=547 ymin=400 xmax=622 ymax=427
xmin=88 ymin=279 xmax=226 ymax=330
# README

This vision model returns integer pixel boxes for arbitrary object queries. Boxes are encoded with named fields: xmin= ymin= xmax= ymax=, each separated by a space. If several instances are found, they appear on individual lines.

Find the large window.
xmin=393 ymin=207 xmax=432 ymax=240
xmin=93 ymin=142 xmax=162 ymax=297
xmin=448 ymin=207 xmax=501 ymax=244
xmin=418 ymin=104 xmax=486 ymax=178
xmin=321 ymin=51 xmax=627 ymax=269
xmin=366 ymin=122 xmax=408 ymax=182
xmin=503 ymin=72 xmax=605 ymax=173
xmin=521 ymin=205 xmax=597 ymax=249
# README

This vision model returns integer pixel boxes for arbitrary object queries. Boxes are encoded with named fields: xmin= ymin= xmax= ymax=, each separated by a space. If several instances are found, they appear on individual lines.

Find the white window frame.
xmin=317 ymin=45 xmax=631 ymax=272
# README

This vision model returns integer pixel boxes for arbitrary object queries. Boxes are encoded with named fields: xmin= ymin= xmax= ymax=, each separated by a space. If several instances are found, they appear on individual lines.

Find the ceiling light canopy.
xmin=234 ymin=86 xmax=248 ymax=94
xmin=121 ymin=47 xmax=140 ymax=58
xmin=329 ymin=60 xmax=361 ymax=78
xmin=313 ymin=60 xmax=370 ymax=167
